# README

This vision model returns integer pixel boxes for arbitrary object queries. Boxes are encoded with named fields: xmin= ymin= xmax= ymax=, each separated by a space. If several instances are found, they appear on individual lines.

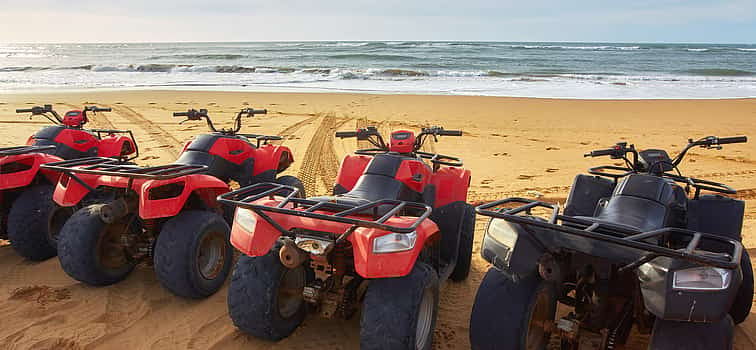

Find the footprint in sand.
xmin=546 ymin=146 xmax=560 ymax=151
xmin=580 ymin=141 xmax=591 ymax=145
xmin=9 ymin=285 xmax=71 ymax=306
xmin=546 ymin=168 xmax=559 ymax=173
xmin=493 ymin=152 xmax=509 ymax=157
xmin=518 ymin=174 xmax=537 ymax=180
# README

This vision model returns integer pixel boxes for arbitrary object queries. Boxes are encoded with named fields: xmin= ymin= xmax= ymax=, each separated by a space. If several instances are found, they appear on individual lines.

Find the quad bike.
xmin=40 ymin=107 xmax=302 ymax=298
xmin=469 ymin=136 xmax=751 ymax=350
xmin=218 ymin=126 xmax=474 ymax=349
xmin=0 ymin=104 xmax=137 ymax=260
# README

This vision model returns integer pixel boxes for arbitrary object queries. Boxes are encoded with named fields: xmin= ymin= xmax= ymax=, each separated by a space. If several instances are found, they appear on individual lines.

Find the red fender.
xmin=52 ymin=173 xmax=131 ymax=207
xmin=431 ymin=167 xmax=471 ymax=208
xmin=53 ymin=128 xmax=100 ymax=153
xmin=230 ymin=198 xmax=440 ymax=278
xmin=97 ymin=135 xmax=137 ymax=158
xmin=208 ymin=137 xmax=256 ymax=165
xmin=139 ymin=174 xmax=229 ymax=219
xmin=253 ymin=144 xmax=293 ymax=176
xmin=395 ymin=159 xmax=433 ymax=193
xmin=335 ymin=155 xmax=372 ymax=191
xmin=0 ymin=153 xmax=63 ymax=190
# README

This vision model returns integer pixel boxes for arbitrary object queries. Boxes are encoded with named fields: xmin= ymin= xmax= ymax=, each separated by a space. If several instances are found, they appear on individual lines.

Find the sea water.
xmin=0 ymin=41 xmax=754 ymax=98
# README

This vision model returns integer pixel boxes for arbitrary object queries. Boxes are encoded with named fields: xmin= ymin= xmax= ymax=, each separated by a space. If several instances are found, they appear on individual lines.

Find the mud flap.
xmin=649 ymin=316 xmax=733 ymax=350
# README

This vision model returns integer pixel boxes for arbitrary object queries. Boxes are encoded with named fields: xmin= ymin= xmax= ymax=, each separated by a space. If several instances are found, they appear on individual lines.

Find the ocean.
xmin=0 ymin=41 xmax=754 ymax=99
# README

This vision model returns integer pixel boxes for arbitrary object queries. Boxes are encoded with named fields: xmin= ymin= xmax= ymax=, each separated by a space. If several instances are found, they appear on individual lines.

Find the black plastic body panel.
xmin=564 ymin=175 xmax=615 ymax=217
xmin=639 ymin=256 xmax=741 ymax=322
xmin=31 ymin=125 xmax=98 ymax=160
xmin=687 ymin=195 xmax=744 ymax=241
xmin=480 ymin=218 xmax=545 ymax=279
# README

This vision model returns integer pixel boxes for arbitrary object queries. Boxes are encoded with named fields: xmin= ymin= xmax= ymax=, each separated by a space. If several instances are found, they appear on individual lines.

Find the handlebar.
xmin=438 ymin=130 xmax=462 ymax=136
xmin=173 ymin=107 xmax=270 ymax=135
xmin=584 ymin=148 xmax=616 ymax=158
xmin=336 ymin=131 xmax=359 ymax=138
xmin=84 ymin=106 xmax=111 ymax=113
xmin=715 ymin=136 xmax=747 ymax=145
xmin=15 ymin=104 xmax=61 ymax=124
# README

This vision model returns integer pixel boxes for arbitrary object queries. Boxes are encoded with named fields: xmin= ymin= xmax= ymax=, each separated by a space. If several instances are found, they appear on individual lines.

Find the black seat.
xmin=310 ymin=153 xmax=426 ymax=208
xmin=573 ymin=174 xmax=687 ymax=233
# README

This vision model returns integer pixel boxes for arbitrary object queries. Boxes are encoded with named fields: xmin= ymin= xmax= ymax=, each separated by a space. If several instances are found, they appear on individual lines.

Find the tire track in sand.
xmin=106 ymin=105 xmax=182 ymax=159
xmin=277 ymin=114 xmax=319 ymax=145
xmin=297 ymin=115 xmax=352 ymax=196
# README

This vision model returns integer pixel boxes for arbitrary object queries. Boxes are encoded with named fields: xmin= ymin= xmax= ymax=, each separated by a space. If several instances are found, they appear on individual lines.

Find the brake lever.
xmin=179 ymin=119 xmax=190 ymax=125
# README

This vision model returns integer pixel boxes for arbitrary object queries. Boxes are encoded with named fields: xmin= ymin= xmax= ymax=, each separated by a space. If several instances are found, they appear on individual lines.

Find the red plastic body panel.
xmin=97 ymin=135 xmax=137 ymax=158
xmin=389 ymin=130 xmax=416 ymax=153
xmin=252 ymin=144 xmax=293 ymax=175
xmin=52 ymin=173 xmax=229 ymax=219
xmin=0 ymin=153 xmax=63 ymax=190
xmin=431 ymin=167 xmax=471 ymax=207
xmin=230 ymin=199 xmax=440 ymax=278
xmin=208 ymin=137 xmax=256 ymax=165
xmin=53 ymin=128 xmax=100 ymax=153
xmin=396 ymin=159 xmax=433 ymax=193
xmin=334 ymin=155 xmax=372 ymax=191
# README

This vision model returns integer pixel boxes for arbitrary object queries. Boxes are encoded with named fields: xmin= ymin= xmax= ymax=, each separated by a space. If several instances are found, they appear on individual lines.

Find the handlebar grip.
xmin=717 ymin=136 xmax=747 ymax=145
xmin=16 ymin=108 xmax=34 ymax=113
xmin=254 ymin=109 xmax=267 ymax=115
xmin=173 ymin=112 xmax=189 ymax=117
xmin=336 ymin=131 xmax=358 ymax=138
xmin=439 ymin=130 xmax=463 ymax=136
xmin=98 ymin=107 xmax=112 ymax=112
xmin=585 ymin=149 xmax=615 ymax=157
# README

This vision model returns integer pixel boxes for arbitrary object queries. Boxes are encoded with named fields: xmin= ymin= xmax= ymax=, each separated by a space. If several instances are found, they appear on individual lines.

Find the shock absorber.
xmin=331 ymin=240 xmax=352 ymax=288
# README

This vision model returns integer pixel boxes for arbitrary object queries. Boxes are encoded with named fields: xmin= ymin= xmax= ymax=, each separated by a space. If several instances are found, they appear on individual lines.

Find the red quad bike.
xmin=218 ymin=126 xmax=474 ymax=349
xmin=469 ymin=136 xmax=752 ymax=350
xmin=0 ymin=104 xmax=137 ymax=261
xmin=40 ymin=108 xmax=303 ymax=298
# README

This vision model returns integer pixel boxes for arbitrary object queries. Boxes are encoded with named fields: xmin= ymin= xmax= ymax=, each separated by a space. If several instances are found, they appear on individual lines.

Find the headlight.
xmin=234 ymin=208 xmax=257 ymax=232
xmin=487 ymin=218 xmax=518 ymax=249
xmin=673 ymin=267 xmax=732 ymax=290
xmin=373 ymin=231 xmax=417 ymax=253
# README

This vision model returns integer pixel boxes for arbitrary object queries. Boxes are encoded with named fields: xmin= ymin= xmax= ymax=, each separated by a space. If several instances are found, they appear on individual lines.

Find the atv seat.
xmin=571 ymin=174 xmax=687 ymax=234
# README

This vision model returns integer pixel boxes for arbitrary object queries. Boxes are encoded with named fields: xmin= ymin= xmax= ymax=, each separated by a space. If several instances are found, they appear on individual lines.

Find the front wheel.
xmin=450 ymin=203 xmax=475 ymax=281
xmin=58 ymin=205 xmax=136 ymax=285
xmin=648 ymin=316 xmax=733 ymax=350
xmin=227 ymin=244 xmax=307 ymax=341
xmin=361 ymin=262 xmax=439 ymax=350
xmin=729 ymin=250 xmax=753 ymax=324
xmin=276 ymin=175 xmax=306 ymax=198
xmin=154 ymin=210 xmax=232 ymax=299
xmin=470 ymin=269 xmax=557 ymax=350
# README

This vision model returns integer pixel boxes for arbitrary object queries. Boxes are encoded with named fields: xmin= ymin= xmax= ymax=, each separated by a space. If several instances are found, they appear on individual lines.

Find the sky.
xmin=0 ymin=0 xmax=754 ymax=43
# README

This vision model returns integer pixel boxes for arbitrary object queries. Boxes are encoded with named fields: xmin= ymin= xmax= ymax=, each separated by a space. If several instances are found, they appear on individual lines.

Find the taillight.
xmin=148 ymin=182 xmax=185 ymax=200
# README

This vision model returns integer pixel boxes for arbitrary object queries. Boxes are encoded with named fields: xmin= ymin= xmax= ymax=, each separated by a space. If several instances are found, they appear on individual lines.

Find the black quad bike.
xmin=218 ymin=126 xmax=473 ymax=349
xmin=41 ymin=108 xmax=303 ymax=298
xmin=469 ymin=136 xmax=751 ymax=350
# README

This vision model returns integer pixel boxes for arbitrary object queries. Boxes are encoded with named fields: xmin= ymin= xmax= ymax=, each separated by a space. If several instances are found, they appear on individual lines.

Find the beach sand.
xmin=0 ymin=90 xmax=754 ymax=349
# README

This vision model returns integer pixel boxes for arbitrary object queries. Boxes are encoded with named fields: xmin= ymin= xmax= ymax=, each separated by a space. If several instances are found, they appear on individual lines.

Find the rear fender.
xmin=97 ymin=135 xmax=137 ymax=158
xmin=253 ymin=144 xmax=293 ymax=176
xmin=229 ymin=198 xmax=440 ymax=278
xmin=431 ymin=167 xmax=471 ymax=208
xmin=53 ymin=173 xmax=131 ymax=207
xmin=139 ymin=174 xmax=229 ymax=219
xmin=0 ymin=153 xmax=62 ymax=190
xmin=335 ymin=155 xmax=372 ymax=192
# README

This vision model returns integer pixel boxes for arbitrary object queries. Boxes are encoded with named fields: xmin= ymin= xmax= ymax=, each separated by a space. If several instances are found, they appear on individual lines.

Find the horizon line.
xmin=1 ymin=40 xmax=754 ymax=45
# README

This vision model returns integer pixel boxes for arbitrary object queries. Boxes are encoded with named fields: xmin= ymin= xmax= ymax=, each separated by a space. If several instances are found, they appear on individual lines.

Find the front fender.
xmin=351 ymin=220 xmax=440 ymax=279
xmin=139 ymin=174 xmax=229 ymax=219
xmin=253 ymin=144 xmax=293 ymax=176
xmin=97 ymin=135 xmax=137 ymax=158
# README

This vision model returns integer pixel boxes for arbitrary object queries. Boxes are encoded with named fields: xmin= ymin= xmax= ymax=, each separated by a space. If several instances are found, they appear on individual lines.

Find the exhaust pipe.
xmin=280 ymin=238 xmax=307 ymax=269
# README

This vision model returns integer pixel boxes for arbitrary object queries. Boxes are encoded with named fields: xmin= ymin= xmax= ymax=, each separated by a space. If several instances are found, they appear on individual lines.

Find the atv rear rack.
xmin=476 ymin=197 xmax=742 ymax=270
xmin=40 ymin=157 xmax=208 ymax=192
xmin=218 ymin=183 xmax=432 ymax=239
xmin=0 ymin=145 xmax=57 ymax=157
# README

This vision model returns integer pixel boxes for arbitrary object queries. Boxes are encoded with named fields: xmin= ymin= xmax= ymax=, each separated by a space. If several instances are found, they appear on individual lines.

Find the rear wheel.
xmin=450 ymin=203 xmax=475 ymax=281
xmin=470 ymin=269 xmax=556 ymax=350
xmin=361 ymin=262 xmax=439 ymax=350
xmin=276 ymin=175 xmax=306 ymax=198
xmin=7 ymin=185 xmax=71 ymax=261
xmin=227 ymin=244 xmax=307 ymax=341
xmin=154 ymin=210 xmax=232 ymax=299
xmin=58 ymin=205 xmax=136 ymax=285
xmin=648 ymin=316 xmax=733 ymax=350
xmin=729 ymin=250 xmax=753 ymax=324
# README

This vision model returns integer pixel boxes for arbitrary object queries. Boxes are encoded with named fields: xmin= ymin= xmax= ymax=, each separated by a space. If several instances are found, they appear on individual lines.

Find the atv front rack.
xmin=41 ymin=157 xmax=207 ymax=191
xmin=476 ymin=198 xmax=742 ymax=270
xmin=0 ymin=145 xmax=56 ymax=157
xmin=218 ymin=183 xmax=432 ymax=239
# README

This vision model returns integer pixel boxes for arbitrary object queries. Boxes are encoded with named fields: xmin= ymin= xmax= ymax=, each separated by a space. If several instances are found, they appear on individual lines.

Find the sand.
xmin=0 ymin=90 xmax=754 ymax=349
